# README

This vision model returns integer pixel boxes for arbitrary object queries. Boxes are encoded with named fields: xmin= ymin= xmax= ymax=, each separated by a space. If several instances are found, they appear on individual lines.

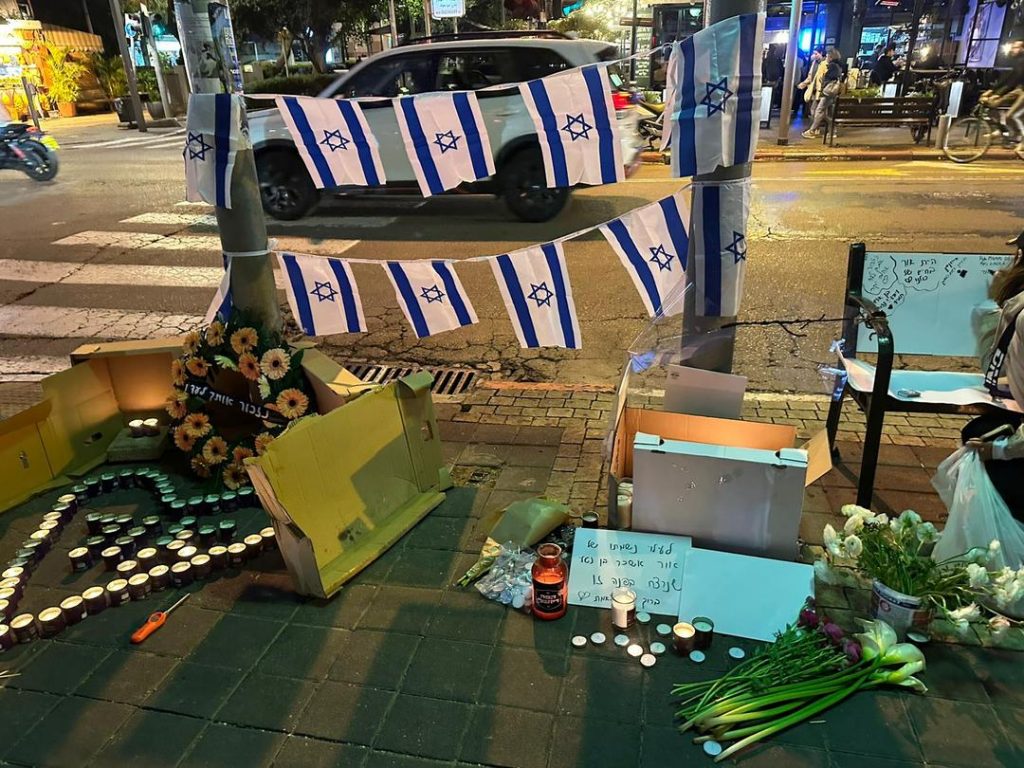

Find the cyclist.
xmin=982 ymin=40 xmax=1024 ymax=153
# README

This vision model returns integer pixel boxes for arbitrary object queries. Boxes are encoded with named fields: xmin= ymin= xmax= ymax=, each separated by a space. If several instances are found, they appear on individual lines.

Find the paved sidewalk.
xmin=36 ymin=113 xmax=183 ymax=147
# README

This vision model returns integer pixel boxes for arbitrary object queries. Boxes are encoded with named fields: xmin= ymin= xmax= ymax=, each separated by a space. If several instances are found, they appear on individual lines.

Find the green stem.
xmin=700 ymin=698 xmax=810 ymax=729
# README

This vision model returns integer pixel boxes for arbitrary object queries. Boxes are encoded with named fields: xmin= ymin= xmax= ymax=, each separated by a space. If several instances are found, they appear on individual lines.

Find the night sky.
xmin=31 ymin=0 xmax=119 ymax=54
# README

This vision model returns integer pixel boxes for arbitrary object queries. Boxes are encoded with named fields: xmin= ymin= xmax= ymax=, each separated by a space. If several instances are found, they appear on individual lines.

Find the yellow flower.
xmin=173 ymin=425 xmax=196 ymax=453
xmin=206 ymin=321 xmax=225 ymax=347
xmin=182 ymin=330 xmax=201 ymax=355
xmin=254 ymin=432 xmax=274 ymax=456
xmin=261 ymin=348 xmax=290 ymax=380
xmin=238 ymin=353 xmax=260 ymax=382
xmin=232 ymin=446 xmax=254 ymax=463
xmin=165 ymin=392 xmax=188 ymax=420
xmin=186 ymin=357 xmax=210 ymax=378
xmin=277 ymin=388 xmax=309 ymax=420
xmin=183 ymin=412 xmax=212 ymax=439
xmin=202 ymin=435 xmax=229 ymax=465
xmin=191 ymin=455 xmax=211 ymax=478
xmin=170 ymin=359 xmax=186 ymax=387
xmin=222 ymin=462 xmax=248 ymax=490
xmin=230 ymin=327 xmax=259 ymax=355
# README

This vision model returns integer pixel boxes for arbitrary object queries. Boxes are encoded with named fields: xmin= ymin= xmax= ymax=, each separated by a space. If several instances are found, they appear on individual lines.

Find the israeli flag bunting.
xmin=599 ymin=191 xmax=690 ymax=317
xmin=385 ymin=260 xmax=478 ymax=338
xmin=184 ymin=93 xmax=249 ymax=208
xmin=691 ymin=180 xmax=751 ymax=317
xmin=519 ymin=65 xmax=623 ymax=187
xmin=490 ymin=242 xmax=581 ymax=349
xmin=393 ymin=92 xmax=496 ymax=196
xmin=204 ymin=260 xmax=233 ymax=323
xmin=663 ymin=13 xmax=764 ymax=177
xmin=277 ymin=252 xmax=367 ymax=335
xmin=276 ymin=95 xmax=385 ymax=188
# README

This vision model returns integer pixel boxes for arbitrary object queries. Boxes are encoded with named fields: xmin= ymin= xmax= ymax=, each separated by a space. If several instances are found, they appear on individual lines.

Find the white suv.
xmin=248 ymin=32 xmax=641 ymax=222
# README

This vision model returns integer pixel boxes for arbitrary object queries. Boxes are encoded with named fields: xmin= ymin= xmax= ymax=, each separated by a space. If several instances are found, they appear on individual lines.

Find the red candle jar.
xmin=531 ymin=543 xmax=568 ymax=621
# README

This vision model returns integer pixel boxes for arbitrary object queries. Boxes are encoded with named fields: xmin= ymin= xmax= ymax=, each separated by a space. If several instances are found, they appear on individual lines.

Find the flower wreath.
xmin=166 ymin=317 xmax=316 ymax=487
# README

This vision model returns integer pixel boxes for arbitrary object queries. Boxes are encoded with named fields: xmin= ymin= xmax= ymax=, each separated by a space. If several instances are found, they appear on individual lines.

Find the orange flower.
xmin=173 ymin=425 xmax=196 ymax=453
xmin=202 ymin=435 xmax=229 ymax=465
xmin=186 ymin=357 xmax=210 ymax=378
xmin=230 ymin=327 xmax=259 ymax=355
xmin=182 ymin=330 xmax=201 ymax=355
xmin=232 ymin=446 xmax=254 ymax=463
xmin=191 ymin=455 xmax=211 ymax=478
xmin=165 ymin=391 xmax=188 ymax=420
xmin=254 ymin=431 xmax=274 ymax=456
xmin=183 ymin=412 xmax=212 ymax=439
xmin=222 ymin=462 xmax=248 ymax=490
xmin=261 ymin=349 xmax=290 ymax=380
xmin=238 ymin=352 xmax=260 ymax=381
xmin=170 ymin=359 xmax=186 ymax=387
xmin=206 ymin=321 xmax=225 ymax=347
xmin=276 ymin=388 xmax=309 ymax=420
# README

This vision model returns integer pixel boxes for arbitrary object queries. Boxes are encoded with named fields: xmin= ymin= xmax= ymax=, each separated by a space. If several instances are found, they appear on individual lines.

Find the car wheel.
xmin=256 ymin=149 xmax=319 ymax=221
xmin=500 ymin=147 xmax=569 ymax=223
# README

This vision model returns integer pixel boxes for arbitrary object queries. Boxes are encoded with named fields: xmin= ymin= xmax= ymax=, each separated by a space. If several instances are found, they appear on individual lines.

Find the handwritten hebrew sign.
xmin=858 ymin=252 xmax=1011 ymax=357
xmin=567 ymin=529 xmax=691 ymax=614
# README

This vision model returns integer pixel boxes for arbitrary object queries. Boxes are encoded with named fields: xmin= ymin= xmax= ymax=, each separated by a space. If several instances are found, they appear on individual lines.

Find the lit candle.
xmin=611 ymin=587 xmax=637 ymax=630
xmin=672 ymin=622 xmax=696 ymax=654
xmin=142 ymin=418 xmax=159 ymax=436
xmin=128 ymin=419 xmax=145 ymax=437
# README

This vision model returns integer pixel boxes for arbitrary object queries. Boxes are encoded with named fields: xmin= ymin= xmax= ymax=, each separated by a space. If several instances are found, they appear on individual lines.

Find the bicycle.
xmin=943 ymin=100 xmax=1024 ymax=163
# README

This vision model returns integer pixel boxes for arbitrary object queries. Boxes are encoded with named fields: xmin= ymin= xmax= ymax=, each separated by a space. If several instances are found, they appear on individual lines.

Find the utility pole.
xmin=683 ymin=0 xmax=761 ymax=373
xmin=423 ymin=0 xmax=433 ymax=37
xmin=108 ymin=0 xmax=147 ymax=131
xmin=629 ymin=0 xmax=639 ymax=82
xmin=775 ymin=0 xmax=801 ymax=144
xmin=900 ymin=0 xmax=925 ymax=95
xmin=82 ymin=0 xmax=95 ymax=34
xmin=388 ymin=0 xmax=399 ymax=47
xmin=174 ymin=0 xmax=280 ymax=333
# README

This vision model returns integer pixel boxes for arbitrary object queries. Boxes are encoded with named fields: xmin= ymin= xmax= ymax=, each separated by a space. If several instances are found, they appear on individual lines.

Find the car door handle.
xmin=495 ymin=110 xmax=516 ymax=117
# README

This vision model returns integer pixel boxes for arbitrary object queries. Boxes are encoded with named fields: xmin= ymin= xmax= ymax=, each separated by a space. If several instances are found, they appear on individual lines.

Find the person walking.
xmin=802 ymin=48 xmax=843 ymax=140
xmin=797 ymin=48 xmax=823 ymax=121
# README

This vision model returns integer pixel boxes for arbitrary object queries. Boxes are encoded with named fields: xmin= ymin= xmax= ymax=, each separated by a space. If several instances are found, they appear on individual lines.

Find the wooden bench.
xmin=825 ymin=243 xmax=1012 ymax=506
xmin=824 ymin=97 xmax=935 ymax=147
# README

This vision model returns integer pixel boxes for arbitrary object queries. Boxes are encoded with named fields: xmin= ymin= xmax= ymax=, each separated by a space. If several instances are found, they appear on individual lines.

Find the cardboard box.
xmin=664 ymin=364 xmax=747 ymax=419
xmin=246 ymin=372 xmax=449 ymax=599
xmin=626 ymin=415 xmax=831 ymax=560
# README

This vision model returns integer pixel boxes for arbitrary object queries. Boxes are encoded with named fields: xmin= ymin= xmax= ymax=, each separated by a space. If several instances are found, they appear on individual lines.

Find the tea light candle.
xmin=672 ymin=622 xmax=696 ymax=654
xmin=142 ymin=418 xmax=159 ymax=436
xmin=611 ymin=587 xmax=637 ymax=630
xmin=693 ymin=617 xmax=715 ymax=651
xmin=128 ymin=418 xmax=145 ymax=437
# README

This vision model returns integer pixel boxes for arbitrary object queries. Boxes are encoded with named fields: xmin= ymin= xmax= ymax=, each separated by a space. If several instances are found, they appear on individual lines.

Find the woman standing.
xmin=802 ymin=48 xmax=843 ymax=140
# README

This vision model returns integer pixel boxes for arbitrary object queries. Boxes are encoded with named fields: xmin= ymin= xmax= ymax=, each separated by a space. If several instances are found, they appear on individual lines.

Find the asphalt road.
xmin=1 ymin=125 xmax=1021 ymax=393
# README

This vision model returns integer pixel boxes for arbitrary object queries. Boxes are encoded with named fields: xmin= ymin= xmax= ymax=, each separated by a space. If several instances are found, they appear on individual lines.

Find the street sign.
xmin=619 ymin=17 xmax=653 ymax=27
xmin=432 ymin=0 xmax=465 ymax=18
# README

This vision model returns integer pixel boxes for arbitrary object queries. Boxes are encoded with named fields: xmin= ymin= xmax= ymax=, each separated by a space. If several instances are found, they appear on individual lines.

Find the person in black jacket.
xmin=802 ymin=48 xmax=843 ymax=138
xmin=982 ymin=40 xmax=1024 ymax=154
xmin=870 ymin=45 xmax=897 ymax=86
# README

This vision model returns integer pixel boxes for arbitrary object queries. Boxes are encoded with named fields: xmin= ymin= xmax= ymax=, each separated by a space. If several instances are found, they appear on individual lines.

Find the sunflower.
xmin=238 ymin=353 xmax=260 ymax=382
xmin=261 ymin=349 xmax=290 ymax=380
xmin=182 ymin=330 xmax=201 ymax=355
xmin=170 ymin=359 xmax=186 ymax=387
xmin=186 ymin=357 xmax=210 ymax=378
xmin=183 ymin=412 xmax=212 ymax=439
xmin=254 ymin=431 xmax=274 ymax=456
xmin=230 ymin=327 xmax=259 ymax=355
xmin=222 ymin=462 xmax=248 ymax=490
xmin=191 ymin=455 xmax=212 ymax=478
xmin=165 ymin=391 xmax=188 ymax=420
xmin=277 ymin=388 xmax=310 ymax=420
xmin=232 ymin=446 xmax=254 ymax=463
xmin=173 ymin=425 xmax=196 ymax=453
xmin=202 ymin=435 xmax=229 ymax=465
xmin=206 ymin=321 xmax=225 ymax=347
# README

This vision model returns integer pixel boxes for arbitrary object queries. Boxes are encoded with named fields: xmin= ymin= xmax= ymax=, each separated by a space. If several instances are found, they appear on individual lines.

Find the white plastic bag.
xmin=932 ymin=447 xmax=1024 ymax=571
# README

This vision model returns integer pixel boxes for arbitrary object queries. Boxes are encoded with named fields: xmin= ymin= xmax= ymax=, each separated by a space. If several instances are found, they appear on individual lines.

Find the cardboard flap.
xmin=799 ymin=429 xmax=833 ymax=486
xmin=634 ymin=432 xmax=663 ymax=448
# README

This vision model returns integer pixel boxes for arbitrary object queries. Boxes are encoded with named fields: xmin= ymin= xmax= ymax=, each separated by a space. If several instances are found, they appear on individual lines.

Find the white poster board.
xmin=432 ymin=0 xmax=465 ymax=17
xmin=947 ymin=81 xmax=964 ymax=118
xmin=677 ymin=547 xmax=814 ymax=642
xmin=882 ymin=83 xmax=898 ymax=98
xmin=759 ymin=86 xmax=772 ymax=125
xmin=856 ymin=252 xmax=1011 ymax=357
xmin=567 ymin=529 xmax=691 ymax=614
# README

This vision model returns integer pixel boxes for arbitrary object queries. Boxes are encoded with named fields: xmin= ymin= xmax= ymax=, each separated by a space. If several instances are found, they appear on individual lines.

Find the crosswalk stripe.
xmin=66 ymin=129 xmax=186 ymax=150
xmin=0 ymin=258 xmax=287 ymax=289
xmin=0 ymin=306 xmax=204 ymax=340
xmin=120 ymin=212 xmax=400 ymax=229
xmin=0 ymin=356 xmax=71 ymax=383
xmin=52 ymin=230 xmax=361 ymax=255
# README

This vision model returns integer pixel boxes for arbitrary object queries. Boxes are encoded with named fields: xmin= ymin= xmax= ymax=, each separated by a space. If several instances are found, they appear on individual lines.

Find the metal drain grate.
xmin=345 ymin=363 xmax=478 ymax=396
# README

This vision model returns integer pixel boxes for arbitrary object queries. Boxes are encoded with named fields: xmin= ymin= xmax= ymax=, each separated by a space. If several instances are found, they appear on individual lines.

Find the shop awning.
xmin=40 ymin=24 xmax=103 ymax=53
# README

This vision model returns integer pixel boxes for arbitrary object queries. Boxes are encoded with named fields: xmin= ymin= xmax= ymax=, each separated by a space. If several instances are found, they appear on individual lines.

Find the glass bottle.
xmin=531 ymin=543 xmax=568 ymax=620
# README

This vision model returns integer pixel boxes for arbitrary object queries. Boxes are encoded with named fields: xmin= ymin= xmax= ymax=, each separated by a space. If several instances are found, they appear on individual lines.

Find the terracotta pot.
xmin=871 ymin=580 xmax=932 ymax=639
xmin=57 ymin=102 xmax=77 ymax=118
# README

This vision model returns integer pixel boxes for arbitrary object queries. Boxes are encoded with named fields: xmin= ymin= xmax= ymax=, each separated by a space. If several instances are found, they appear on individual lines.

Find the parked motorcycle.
xmin=633 ymin=93 xmax=665 ymax=149
xmin=0 ymin=123 xmax=59 ymax=181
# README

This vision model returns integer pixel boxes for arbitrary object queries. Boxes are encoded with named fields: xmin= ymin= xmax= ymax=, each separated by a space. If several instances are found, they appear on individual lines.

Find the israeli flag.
xmin=490 ymin=242 xmax=581 ymax=349
xmin=599 ymin=191 xmax=690 ymax=317
xmin=394 ymin=92 xmax=496 ymax=196
xmin=204 ymin=259 xmax=233 ymax=323
xmin=663 ymin=13 xmax=765 ymax=177
xmin=519 ymin=65 xmax=623 ymax=187
xmin=277 ymin=252 xmax=367 ymax=336
xmin=276 ymin=95 xmax=385 ymax=188
xmin=184 ymin=93 xmax=249 ymax=208
xmin=692 ymin=180 xmax=751 ymax=317
xmin=385 ymin=260 xmax=478 ymax=338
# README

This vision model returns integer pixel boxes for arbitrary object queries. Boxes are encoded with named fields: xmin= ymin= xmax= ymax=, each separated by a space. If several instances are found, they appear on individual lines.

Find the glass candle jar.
xmin=531 ymin=543 xmax=568 ymax=621
xmin=693 ymin=617 xmax=715 ymax=651
xmin=672 ymin=622 xmax=696 ymax=654
xmin=611 ymin=587 xmax=637 ymax=630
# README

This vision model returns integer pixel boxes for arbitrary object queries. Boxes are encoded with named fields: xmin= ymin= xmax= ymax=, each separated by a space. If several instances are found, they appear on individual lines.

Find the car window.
xmin=341 ymin=53 xmax=437 ymax=98
xmin=512 ymin=47 xmax=572 ymax=81
xmin=436 ymin=49 xmax=517 ymax=90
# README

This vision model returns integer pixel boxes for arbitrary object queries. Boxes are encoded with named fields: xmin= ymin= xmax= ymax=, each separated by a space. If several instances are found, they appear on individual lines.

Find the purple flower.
xmin=798 ymin=608 xmax=820 ymax=629
xmin=821 ymin=622 xmax=845 ymax=645
xmin=842 ymin=638 xmax=863 ymax=664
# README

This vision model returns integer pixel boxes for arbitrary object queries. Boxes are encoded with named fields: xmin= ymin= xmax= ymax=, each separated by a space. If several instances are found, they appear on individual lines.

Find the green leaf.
xmin=258 ymin=376 xmax=271 ymax=400
xmin=214 ymin=355 xmax=238 ymax=371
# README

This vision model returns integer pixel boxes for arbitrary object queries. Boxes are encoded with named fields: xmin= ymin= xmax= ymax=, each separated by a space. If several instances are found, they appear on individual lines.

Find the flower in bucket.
xmin=261 ymin=348 xmax=290 ymax=380
xmin=276 ymin=388 xmax=309 ymax=420
xmin=230 ymin=327 xmax=258 ymax=355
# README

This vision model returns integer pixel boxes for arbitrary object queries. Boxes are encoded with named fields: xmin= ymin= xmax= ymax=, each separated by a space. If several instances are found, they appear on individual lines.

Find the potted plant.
xmin=45 ymin=44 xmax=86 ymax=118
xmin=816 ymin=505 xmax=1024 ymax=638
xmin=91 ymin=53 xmax=127 ymax=111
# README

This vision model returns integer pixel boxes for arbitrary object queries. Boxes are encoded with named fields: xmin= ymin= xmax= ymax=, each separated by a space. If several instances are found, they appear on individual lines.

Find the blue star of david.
xmin=701 ymin=78 xmax=733 ymax=117
xmin=185 ymin=131 xmax=213 ymax=161
xmin=433 ymin=129 xmax=461 ymax=154
xmin=527 ymin=282 xmax=555 ymax=307
xmin=724 ymin=231 xmax=747 ymax=264
xmin=420 ymin=284 xmax=446 ymax=304
xmin=320 ymin=129 xmax=350 ymax=152
xmin=309 ymin=281 xmax=338 ymax=303
xmin=648 ymin=244 xmax=674 ymax=272
xmin=561 ymin=113 xmax=593 ymax=141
